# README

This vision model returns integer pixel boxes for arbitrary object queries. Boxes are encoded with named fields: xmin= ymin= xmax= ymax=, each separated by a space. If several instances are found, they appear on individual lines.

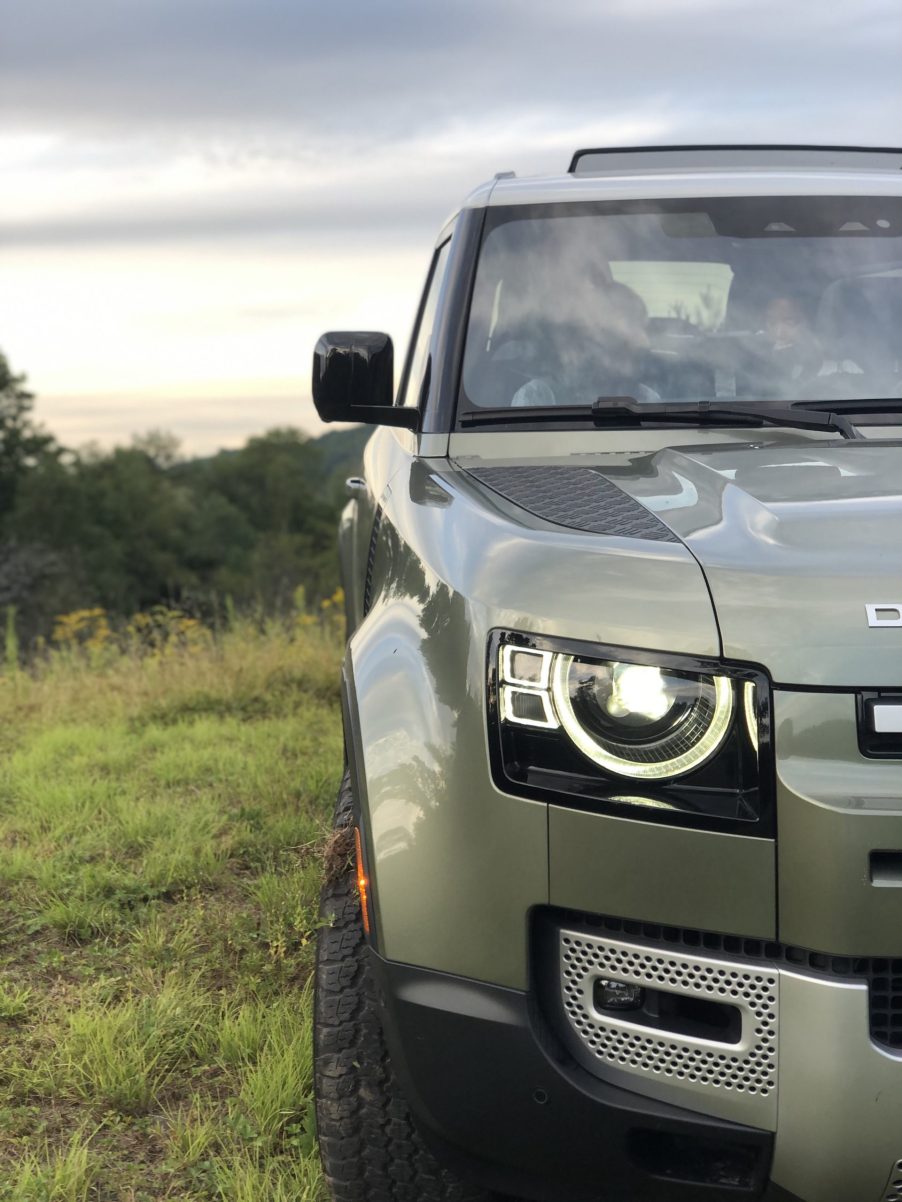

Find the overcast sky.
xmin=3 ymin=0 xmax=902 ymax=452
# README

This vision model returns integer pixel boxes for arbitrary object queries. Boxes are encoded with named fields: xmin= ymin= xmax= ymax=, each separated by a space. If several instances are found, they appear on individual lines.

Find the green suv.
xmin=311 ymin=146 xmax=902 ymax=1202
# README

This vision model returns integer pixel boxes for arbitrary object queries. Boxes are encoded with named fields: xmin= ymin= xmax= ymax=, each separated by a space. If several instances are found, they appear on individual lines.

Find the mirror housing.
xmin=312 ymin=332 xmax=417 ymax=428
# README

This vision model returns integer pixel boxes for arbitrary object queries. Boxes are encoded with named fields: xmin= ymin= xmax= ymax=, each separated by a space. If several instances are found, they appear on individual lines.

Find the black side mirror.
xmin=312 ymin=332 xmax=417 ymax=429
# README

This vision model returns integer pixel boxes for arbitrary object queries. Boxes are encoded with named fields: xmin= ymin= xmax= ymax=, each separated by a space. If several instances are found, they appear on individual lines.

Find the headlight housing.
xmin=492 ymin=632 xmax=771 ymax=835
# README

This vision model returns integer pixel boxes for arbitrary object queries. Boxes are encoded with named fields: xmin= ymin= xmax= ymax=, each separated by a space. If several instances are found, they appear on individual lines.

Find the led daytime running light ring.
xmin=550 ymin=654 xmax=734 ymax=780
xmin=743 ymin=681 xmax=759 ymax=753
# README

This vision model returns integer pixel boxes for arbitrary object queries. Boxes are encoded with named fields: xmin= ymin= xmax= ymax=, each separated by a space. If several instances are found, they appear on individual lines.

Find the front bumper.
xmin=372 ymin=914 xmax=902 ymax=1202
xmin=370 ymin=950 xmax=783 ymax=1202
xmin=541 ymin=913 xmax=902 ymax=1202
xmin=773 ymin=969 xmax=902 ymax=1201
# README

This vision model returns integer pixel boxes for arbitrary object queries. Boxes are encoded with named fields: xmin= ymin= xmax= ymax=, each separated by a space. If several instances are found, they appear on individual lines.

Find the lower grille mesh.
xmin=560 ymin=910 xmax=902 ymax=1052
xmin=559 ymin=929 xmax=778 ymax=1125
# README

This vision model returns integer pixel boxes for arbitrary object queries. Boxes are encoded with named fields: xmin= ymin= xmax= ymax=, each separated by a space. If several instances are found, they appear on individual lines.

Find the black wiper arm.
xmin=591 ymin=399 xmax=863 ymax=440
xmin=458 ymin=397 xmax=862 ymax=438
xmin=458 ymin=403 xmax=627 ymax=429
xmin=794 ymin=398 xmax=902 ymax=415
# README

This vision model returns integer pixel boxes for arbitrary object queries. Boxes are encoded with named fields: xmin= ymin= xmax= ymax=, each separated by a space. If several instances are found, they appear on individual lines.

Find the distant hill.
xmin=314 ymin=425 xmax=371 ymax=478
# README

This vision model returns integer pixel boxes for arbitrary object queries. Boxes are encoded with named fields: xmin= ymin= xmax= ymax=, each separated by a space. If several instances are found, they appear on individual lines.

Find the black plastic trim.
xmin=345 ymin=404 xmax=418 ymax=429
xmin=857 ymin=691 xmax=902 ymax=759
xmin=394 ymin=237 xmax=452 ymax=414
xmin=361 ymin=505 xmax=383 ymax=618
xmin=487 ymin=630 xmax=775 ymax=838
xmin=775 ymin=679 xmax=902 ymax=693
xmin=424 ymin=206 xmax=487 ymax=435
xmin=370 ymin=952 xmax=775 ymax=1201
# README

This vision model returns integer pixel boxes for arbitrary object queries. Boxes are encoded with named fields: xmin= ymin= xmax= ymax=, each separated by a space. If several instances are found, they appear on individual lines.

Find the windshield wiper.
xmin=460 ymin=403 xmax=620 ymax=428
xmin=459 ymin=397 xmax=862 ymax=439
xmin=794 ymin=398 xmax=902 ymax=416
xmin=591 ymin=399 xmax=863 ymax=440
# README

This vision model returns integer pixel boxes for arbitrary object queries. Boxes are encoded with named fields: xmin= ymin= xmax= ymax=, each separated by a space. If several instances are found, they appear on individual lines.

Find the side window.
xmin=397 ymin=239 xmax=451 ymax=408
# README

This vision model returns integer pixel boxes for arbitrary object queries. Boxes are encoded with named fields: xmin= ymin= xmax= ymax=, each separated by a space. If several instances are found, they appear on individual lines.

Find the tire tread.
xmin=314 ymin=772 xmax=492 ymax=1202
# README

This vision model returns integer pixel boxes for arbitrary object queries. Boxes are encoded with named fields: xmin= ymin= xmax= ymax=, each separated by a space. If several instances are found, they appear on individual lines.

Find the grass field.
xmin=0 ymin=613 xmax=344 ymax=1200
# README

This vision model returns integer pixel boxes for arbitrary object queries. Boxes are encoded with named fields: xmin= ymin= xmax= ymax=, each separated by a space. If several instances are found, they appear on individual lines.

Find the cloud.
xmin=3 ymin=0 xmax=902 ymax=449
xmin=0 ymin=108 xmax=681 ymax=248
xmin=5 ymin=0 xmax=902 ymax=142
xmin=4 ymin=0 xmax=902 ymax=254
xmin=6 ymin=0 xmax=902 ymax=244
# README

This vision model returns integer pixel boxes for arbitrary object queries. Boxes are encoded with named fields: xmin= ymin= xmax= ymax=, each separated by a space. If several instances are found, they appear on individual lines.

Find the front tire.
xmin=314 ymin=772 xmax=493 ymax=1202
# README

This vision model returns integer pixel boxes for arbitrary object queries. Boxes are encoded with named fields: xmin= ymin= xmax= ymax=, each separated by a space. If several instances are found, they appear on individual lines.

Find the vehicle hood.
xmin=466 ymin=439 xmax=902 ymax=688
xmin=599 ymin=439 xmax=902 ymax=687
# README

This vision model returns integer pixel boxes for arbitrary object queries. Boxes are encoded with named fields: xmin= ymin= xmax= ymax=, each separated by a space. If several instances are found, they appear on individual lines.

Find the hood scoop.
xmin=466 ymin=465 xmax=678 ymax=542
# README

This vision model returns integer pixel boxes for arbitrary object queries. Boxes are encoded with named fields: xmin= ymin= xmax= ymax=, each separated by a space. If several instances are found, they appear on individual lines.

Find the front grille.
xmin=551 ymin=909 xmax=902 ymax=1052
xmin=870 ymin=963 xmax=902 ymax=1050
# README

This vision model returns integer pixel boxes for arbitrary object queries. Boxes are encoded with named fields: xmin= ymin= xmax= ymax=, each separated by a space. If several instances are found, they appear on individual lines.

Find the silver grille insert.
xmin=883 ymin=1160 xmax=902 ymax=1201
xmin=559 ymin=928 xmax=778 ymax=1128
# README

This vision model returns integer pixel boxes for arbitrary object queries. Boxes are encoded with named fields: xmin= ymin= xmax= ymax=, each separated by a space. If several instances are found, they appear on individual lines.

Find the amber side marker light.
xmin=354 ymin=826 xmax=372 ymax=937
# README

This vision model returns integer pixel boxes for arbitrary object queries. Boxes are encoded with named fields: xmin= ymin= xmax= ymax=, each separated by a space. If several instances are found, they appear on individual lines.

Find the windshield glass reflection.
xmin=461 ymin=197 xmax=902 ymax=414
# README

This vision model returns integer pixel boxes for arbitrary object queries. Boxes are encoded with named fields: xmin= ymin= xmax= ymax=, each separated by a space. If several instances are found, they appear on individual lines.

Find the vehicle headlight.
xmin=550 ymin=656 xmax=733 ymax=780
xmin=493 ymin=633 xmax=770 ymax=834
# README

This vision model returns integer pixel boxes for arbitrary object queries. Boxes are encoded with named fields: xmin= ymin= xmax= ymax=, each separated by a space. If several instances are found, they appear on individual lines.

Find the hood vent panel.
xmin=466 ymin=465 xmax=679 ymax=542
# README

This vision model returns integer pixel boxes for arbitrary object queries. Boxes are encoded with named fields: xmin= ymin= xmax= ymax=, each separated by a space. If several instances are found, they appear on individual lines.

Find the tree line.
xmin=0 ymin=351 xmax=368 ymax=648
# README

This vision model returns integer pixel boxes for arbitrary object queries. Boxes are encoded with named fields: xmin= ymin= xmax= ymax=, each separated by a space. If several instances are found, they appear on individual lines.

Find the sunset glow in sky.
xmin=3 ymin=0 xmax=902 ymax=451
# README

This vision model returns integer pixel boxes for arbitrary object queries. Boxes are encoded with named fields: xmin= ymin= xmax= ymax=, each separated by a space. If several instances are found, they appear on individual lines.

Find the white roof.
xmin=461 ymin=146 xmax=902 ymax=211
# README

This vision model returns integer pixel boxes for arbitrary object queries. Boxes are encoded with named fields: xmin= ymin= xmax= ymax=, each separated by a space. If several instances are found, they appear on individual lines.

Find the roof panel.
xmin=479 ymin=168 xmax=902 ymax=208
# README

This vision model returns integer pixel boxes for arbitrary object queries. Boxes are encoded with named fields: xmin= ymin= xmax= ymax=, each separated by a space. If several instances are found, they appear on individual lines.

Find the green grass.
xmin=0 ymin=618 xmax=342 ymax=1199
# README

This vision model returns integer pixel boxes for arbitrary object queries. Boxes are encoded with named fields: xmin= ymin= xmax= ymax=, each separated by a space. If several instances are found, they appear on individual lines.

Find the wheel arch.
xmin=339 ymin=650 xmax=382 ymax=953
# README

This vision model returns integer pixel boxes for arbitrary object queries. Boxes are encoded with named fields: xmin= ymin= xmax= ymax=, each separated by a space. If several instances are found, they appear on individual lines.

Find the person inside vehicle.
xmin=511 ymin=282 xmax=660 ymax=406
xmin=757 ymin=295 xmax=824 ymax=395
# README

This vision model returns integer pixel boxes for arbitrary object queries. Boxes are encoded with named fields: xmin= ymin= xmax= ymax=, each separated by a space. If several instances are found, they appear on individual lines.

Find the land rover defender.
xmin=312 ymin=146 xmax=902 ymax=1202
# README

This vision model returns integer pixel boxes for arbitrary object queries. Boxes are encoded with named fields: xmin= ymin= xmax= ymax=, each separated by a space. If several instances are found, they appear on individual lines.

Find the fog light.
xmin=596 ymin=979 xmax=644 ymax=1012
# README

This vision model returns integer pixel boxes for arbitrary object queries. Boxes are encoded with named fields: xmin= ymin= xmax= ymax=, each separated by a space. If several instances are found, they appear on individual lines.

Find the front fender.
xmin=342 ymin=455 xmax=760 ymax=990
xmin=344 ymin=531 xmax=548 ymax=991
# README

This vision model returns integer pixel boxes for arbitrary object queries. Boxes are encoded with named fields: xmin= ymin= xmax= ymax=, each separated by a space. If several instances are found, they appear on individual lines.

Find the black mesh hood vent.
xmin=466 ymin=465 xmax=679 ymax=542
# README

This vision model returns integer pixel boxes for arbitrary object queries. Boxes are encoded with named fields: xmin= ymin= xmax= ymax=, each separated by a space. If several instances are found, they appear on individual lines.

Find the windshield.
xmin=459 ymin=197 xmax=902 ymax=417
